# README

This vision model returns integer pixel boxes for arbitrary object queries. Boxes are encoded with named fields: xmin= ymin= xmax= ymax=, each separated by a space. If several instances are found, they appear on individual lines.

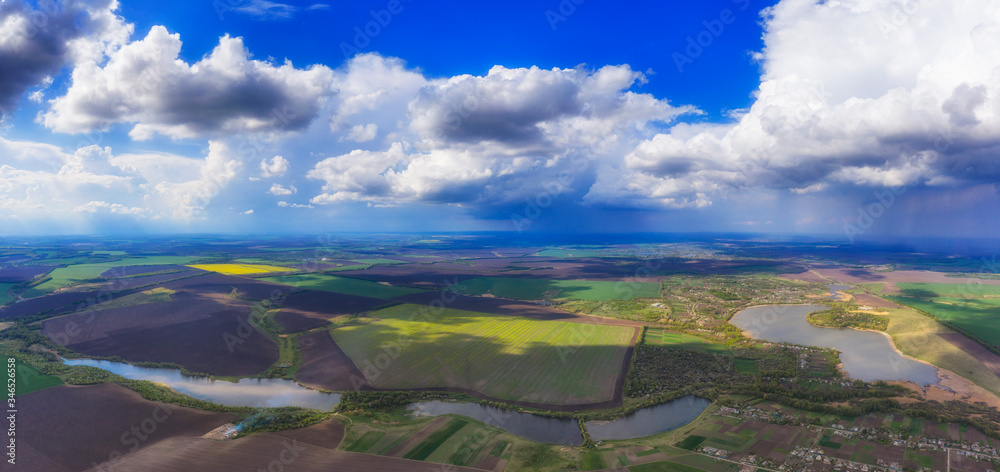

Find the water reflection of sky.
xmin=730 ymin=305 xmax=940 ymax=386
xmin=410 ymin=401 xmax=584 ymax=445
xmin=586 ymin=396 xmax=711 ymax=441
xmin=62 ymin=358 xmax=341 ymax=410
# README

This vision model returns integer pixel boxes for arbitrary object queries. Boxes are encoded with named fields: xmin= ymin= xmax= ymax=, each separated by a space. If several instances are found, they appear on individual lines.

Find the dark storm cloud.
xmin=0 ymin=0 xmax=125 ymax=114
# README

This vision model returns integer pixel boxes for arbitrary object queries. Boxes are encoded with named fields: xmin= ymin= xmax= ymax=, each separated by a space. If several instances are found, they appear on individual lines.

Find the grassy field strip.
xmin=895 ymin=282 xmax=1000 ymax=298
xmin=425 ymin=422 xmax=495 ymax=466
xmin=881 ymin=305 xmax=1000 ymax=397
xmin=0 ymin=282 xmax=14 ymax=305
xmin=403 ymin=419 xmax=469 ymax=460
xmin=645 ymin=328 xmax=731 ymax=356
xmin=14 ymin=359 xmax=63 ymax=396
xmin=889 ymin=296 xmax=1000 ymax=345
xmin=331 ymin=304 xmax=635 ymax=404
xmin=260 ymin=273 xmax=425 ymax=299
xmin=187 ymin=263 xmax=296 ymax=275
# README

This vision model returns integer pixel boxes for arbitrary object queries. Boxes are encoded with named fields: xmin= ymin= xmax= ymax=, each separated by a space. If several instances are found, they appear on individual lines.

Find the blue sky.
xmin=1 ymin=0 xmax=999 ymax=239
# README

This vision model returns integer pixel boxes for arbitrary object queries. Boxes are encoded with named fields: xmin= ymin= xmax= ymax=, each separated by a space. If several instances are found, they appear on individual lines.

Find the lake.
xmin=729 ymin=304 xmax=940 ymax=385
xmin=62 ymin=358 xmax=341 ymax=410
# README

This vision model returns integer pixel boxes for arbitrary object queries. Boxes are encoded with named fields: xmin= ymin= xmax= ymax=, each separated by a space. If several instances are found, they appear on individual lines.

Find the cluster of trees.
xmin=625 ymin=346 xmax=734 ymax=397
xmin=730 ymin=346 xmax=798 ymax=377
xmin=807 ymin=303 xmax=889 ymax=331
xmin=336 ymin=391 xmax=452 ymax=412
xmin=558 ymin=299 xmax=665 ymax=322
xmin=236 ymin=409 xmax=329 ymax=437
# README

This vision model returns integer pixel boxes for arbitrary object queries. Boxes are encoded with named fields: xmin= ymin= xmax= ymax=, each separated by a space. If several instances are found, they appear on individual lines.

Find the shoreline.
xmin=735 ymin=303 xmax=941 ymax=386
xmin=803 ymin=316 xmax=941 ymax=379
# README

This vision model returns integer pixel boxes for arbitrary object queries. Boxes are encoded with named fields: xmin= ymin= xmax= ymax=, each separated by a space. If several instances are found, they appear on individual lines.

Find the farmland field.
xmin=889 ymin=296 xmax=1000 ymax=345
xmin=15 ymin=383 xmax=237 ymax=472
xmin=42 ymin=290 xmax=279 ymax=376
xmin=187 ymin=263 xmax=296 ymax=275
xmin=340 ymin=415 xmax=513 ymax=470
xmin=260 ymin=273 xmax=426 ymax=299
xmin=0 ymin=282 xmax=13 ymax=305
xmin=896 ymin=282 xmax=1000 ymax=298
xmin=330 ymin=304 xmax=637 ymax=405
xmin=454 ymin=276 xmax=661 ymax=301
xmin=13 ymin=358 xmax=63 ymax=396
xmin=29 ymin=255 xmax=200 ymax=294
xmin=643 ymin=328 xmax=731 ymax=355
xmin=274 ymin=290 xmax=386 ymax=332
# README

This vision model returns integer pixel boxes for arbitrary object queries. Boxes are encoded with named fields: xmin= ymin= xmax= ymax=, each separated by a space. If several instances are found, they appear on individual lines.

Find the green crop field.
xmin=895 ymin=282 xmax=1000 ymax=298
xmin=331 ymin=304 xmax=637 ymax=404
xmin=644 ymin=328 xmax=731 ymax=355
xmin=260 ymin=273 xmax=425 ymax=299
xmin=404 ymin=418 xmax=469 ymax=460
xmin=326 ymin=264 xmax=372 ymax=272
xmin=0 ymin=282 xmax=14 ymax=305
xmin=857 ymin=283 xmax=884 ymax=294
xmin=14 ymin=359 xmax=63 ymax=396
xmin=454 ymin=277 xmax=661 ymax=301
xmin=345 ymin=431 xmax=386 ymax=452
xmin=889 ymin=296 xmax=1000 ymax=345
xmin=29 ymin=256 xmax=200 ymax=294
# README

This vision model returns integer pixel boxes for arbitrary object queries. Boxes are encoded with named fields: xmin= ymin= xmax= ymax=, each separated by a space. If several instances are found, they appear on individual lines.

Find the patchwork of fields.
xmin=884 ymin=282 xmax=1000 ymax=346
xmin=331 ymin=304 xmax=637 ymax=405
xmin=890 ymin=296 xmax=1000 ymax=345
xmin=896 ymin=282 xmax=1000 ymax=298
xmin=29 ymin=255 xmax=200 ymax=294
xmin=260 ymin=273 xmax=426 ymax=299
xmin=187 ymin=263 xmax=296 ymax=275
xmin=454 ymin=276 xmax=661 ymax=301
xmin=342 ymin=416 xmax=510 ymax=471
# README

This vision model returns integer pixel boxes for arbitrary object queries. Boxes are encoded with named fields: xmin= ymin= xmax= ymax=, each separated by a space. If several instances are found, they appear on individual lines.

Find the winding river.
xmin=410 ymin=396 xmax=711 ymax=445
xmin=63 ymin=358 xmax=711 ymax=444
xmin=729 ymin=304 xmax=940 ymax=386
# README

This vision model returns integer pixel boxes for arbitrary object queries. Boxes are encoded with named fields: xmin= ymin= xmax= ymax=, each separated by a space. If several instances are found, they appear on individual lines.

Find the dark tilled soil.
xmin=19 ymin=383 xmax=236 ymax=472
xmin=295 ymin=331 xmax=369 ymax=391
xmin=274 ymin=290 xmax=386 ymax=333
